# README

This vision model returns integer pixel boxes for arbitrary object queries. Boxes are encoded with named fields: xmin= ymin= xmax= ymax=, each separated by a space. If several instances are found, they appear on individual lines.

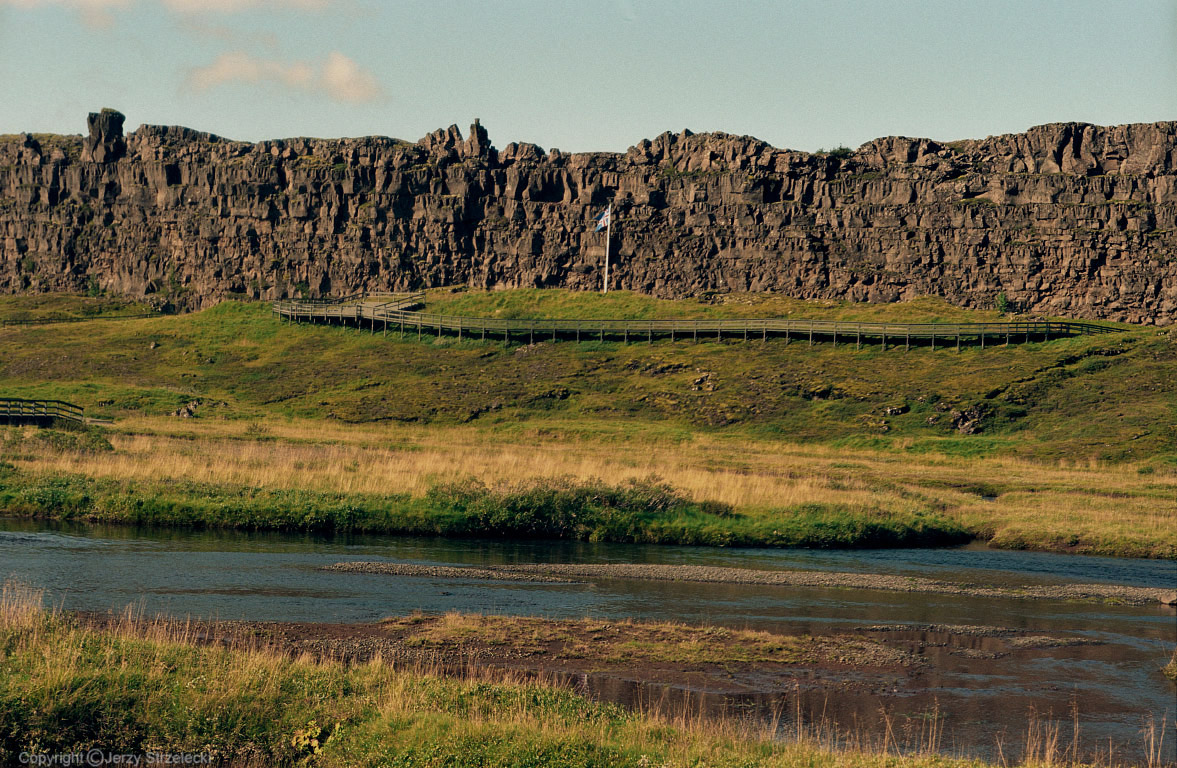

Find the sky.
xmin=1 ymin=0 xmax=1174 ymax=153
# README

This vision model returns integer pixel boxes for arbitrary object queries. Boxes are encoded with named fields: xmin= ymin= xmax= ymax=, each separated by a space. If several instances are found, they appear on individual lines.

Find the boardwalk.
xmin=0 ymin=398 xmax=85 ymax=427
xmin=272 ymin=292 xmax=1121 ymax=350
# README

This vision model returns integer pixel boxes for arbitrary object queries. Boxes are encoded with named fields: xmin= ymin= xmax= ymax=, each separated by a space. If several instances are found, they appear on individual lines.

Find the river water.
xmin=1 ymin=519 xmax=1174 ymax=763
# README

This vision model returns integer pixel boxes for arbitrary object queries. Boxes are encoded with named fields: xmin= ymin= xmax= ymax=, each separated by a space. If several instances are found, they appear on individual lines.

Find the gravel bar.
xmin=323 ymin=561 xmax=1170 ymax=605
xmin=322 ymin=561 xmax=580 ymax=583
xmin=495 ymin=563 xmax=1169 ymax=604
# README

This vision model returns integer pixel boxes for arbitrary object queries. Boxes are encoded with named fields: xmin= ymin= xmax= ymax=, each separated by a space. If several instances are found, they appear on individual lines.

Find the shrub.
xmin=423 ymin=475 xmax=718 ymax=541
xmin=1 ymin=426 xmax=113 ymax=455
xmin=816 ymin=145 xmax=853 ymax=160
xmin=31 ymin=426 xmax=114 ymax=454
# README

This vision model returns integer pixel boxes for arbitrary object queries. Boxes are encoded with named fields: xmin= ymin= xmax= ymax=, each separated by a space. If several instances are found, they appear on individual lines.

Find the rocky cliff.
xmin=2 ymin=109 xmax=1175 ymax=323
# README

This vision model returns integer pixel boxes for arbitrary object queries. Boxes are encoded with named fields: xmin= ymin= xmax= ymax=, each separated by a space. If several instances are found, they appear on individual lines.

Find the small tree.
xmin=816 ymin=145 xmax=853 ymax=160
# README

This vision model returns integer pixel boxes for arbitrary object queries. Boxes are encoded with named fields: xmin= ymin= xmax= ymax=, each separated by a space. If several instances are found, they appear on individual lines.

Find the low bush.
xmin=0 ymin=425 xmax=113 ymax=456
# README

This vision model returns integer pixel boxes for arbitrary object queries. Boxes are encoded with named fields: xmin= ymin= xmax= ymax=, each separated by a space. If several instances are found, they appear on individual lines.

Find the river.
xmin=1 ymin=519 xmax=1174 ymax=763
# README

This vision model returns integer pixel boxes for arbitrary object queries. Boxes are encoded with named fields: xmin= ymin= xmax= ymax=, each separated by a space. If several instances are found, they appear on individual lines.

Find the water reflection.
xmin=0 ymin=518 xmax=1172 ymax=762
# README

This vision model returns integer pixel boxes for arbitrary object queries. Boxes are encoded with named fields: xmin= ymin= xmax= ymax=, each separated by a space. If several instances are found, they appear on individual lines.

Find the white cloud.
xmin=188 ymin=50 xmax=384 ymax=104
xmin=320 ymin=51 xmax=381 ymax=104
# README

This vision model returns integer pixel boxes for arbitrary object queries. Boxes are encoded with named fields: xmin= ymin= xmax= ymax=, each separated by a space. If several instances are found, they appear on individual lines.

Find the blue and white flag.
xmin=594 ymin=205 xmax=611 ymax=231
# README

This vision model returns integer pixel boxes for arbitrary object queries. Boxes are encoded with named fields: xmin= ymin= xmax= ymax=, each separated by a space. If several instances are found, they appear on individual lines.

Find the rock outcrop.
xmin=1 ymin=110 xmax=1175 ymax=323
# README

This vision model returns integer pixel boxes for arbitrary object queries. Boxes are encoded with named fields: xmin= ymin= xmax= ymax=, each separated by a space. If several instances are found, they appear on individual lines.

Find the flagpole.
xmin=603 ymin=206 xmax=611 ymax=294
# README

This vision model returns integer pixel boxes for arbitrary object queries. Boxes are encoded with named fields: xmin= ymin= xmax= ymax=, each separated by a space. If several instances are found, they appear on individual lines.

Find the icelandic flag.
xmin=594 ymin=205 xmax=611 ymax=231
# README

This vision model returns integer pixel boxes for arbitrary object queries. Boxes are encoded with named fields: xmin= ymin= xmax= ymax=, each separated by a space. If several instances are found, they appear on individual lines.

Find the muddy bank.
xmin=323 ymin=561 xmax=1171 ymax=605
xmin=77 ymin=611 xmax=924 ymax=699
xmin=70 ymin=602 xmax=1162 ymax=763
xmin=857 ymin=624 xmax=1104 ymax=649
xmin=74 ymin=610 xmax=1100 ymax=699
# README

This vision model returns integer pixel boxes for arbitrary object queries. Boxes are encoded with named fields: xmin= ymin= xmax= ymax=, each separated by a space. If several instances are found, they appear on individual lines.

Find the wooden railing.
xmin=0 ymin=398 xmax=85 ymax=425
xmin=272 ymin=293 xmax=1121 ymax=349
xmin=272 ymin=292 xmax=423 ymax=319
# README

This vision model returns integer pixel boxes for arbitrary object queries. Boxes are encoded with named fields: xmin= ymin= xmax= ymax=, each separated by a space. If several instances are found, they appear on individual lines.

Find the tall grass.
xmin=3 ymin=417 xmax=1173 ymax=557
xmin=0 ymin=465 xmax=969 ymax=548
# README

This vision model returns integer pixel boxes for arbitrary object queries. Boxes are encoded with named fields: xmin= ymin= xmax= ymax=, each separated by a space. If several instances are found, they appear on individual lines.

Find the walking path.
xmin=273 ymin=292 xmax=1121 ymax=349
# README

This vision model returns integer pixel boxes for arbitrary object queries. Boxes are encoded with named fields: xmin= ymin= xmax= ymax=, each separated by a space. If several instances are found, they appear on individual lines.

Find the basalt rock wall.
xmin=1 ymin=110 xmax=1175 ymax=323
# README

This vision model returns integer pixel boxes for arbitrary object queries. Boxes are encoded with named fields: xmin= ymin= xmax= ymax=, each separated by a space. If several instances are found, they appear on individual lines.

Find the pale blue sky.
xmin=1 ymin=0 xmax=1174 ymax=152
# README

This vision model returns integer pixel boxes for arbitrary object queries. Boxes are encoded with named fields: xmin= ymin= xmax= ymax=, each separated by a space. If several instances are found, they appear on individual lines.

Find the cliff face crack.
xmin=2 ymin=111 xmax=1175 ymax=325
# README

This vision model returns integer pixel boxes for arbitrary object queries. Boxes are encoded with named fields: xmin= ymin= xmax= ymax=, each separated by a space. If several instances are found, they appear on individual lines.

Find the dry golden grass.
xmin=378 ymin=611 xmax=921 ymax=669
xmin=384 ymin=611 xmax=818 ymax=665
xmin=8 ymin=418 xmax=920 ymax=507
xmin=7 ymin=416 xmax=1176 ymax=556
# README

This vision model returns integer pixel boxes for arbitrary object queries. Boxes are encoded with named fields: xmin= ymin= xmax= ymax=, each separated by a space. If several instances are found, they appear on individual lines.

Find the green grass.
xmin=421 ymin=288 xmax=1025 ymax=323
xmin=0 ymin=293 xmax=1169 ymax=463
xmin=0 ymin=468 xmax=969 ymax=548
xmin=0 ymin=292 xmax=156 ymax=324
xmin=0 ymin=584 xmax=1006 ymax=767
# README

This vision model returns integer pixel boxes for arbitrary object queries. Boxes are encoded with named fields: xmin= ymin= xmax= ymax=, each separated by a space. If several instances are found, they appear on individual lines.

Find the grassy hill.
xmin=1 ymin=291 xmax=1174 ymax=557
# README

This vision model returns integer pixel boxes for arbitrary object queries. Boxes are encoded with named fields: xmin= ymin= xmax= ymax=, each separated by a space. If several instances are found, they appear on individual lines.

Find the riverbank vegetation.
xmin=1 ymin=418 xmax=1170 ymax=556
xmin=1 ymin=292 xmax=1174 ymax=557
xmin=0 ymin=462 xmax=969 ymax=549
xmin=0 ymin=582 xmax=1101 ymax=767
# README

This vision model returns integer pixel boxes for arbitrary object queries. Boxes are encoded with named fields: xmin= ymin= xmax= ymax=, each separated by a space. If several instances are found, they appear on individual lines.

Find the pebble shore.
xmin=323 ymin=561 xmax=1171 ymax=605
